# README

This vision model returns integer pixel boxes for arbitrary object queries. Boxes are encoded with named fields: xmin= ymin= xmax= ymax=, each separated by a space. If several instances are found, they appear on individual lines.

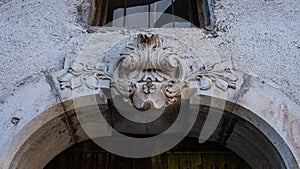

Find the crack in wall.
xmin=213 ymin=73 xmax=252 ymax=144
xmin=43 ymin=72 xmax=79 ymax=143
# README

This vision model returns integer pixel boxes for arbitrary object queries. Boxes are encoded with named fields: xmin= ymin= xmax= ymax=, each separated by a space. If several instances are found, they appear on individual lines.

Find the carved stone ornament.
xmin=58 ymin=34 xmax=238 ymax=110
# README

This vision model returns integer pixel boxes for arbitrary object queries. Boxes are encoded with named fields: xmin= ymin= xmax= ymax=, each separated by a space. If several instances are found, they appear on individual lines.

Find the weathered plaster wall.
xmin=0 ymin=0 xmax=299 ymax=168
xmin=0 ymin=0 xmax=299 ymax=105
xmin=0 ymin=0 xmax=86 ymax=99
xmin=212 ymin=0 xmax=300 ymax=104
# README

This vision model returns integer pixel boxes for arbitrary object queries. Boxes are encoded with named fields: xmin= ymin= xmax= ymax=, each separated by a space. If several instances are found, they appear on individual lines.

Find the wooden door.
xmin=44 ymin=139 xmax=251 ymax=169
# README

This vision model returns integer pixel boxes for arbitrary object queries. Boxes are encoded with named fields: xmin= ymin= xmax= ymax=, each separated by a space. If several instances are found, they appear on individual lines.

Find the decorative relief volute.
xmin=57 ymin=34 xmax=238 ymax=110
xmin=111 ymin=34 xmax=187 ymax=110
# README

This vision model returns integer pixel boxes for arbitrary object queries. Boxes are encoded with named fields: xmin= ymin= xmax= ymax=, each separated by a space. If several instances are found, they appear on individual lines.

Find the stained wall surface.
xmin=0 ymin=0 xmax=299 ymax=105
xmin=0 ymin=0 xmax=300 ymax=168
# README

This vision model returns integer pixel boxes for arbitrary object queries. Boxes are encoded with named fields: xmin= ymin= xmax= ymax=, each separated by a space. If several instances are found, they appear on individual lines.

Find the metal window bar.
xmin=123 ymin=0 xmax=127 ymax=27
xmin=172 ymin=0 xmax=175 ymax=27
xmin=148 ymin=0 xmax=151 ymax=28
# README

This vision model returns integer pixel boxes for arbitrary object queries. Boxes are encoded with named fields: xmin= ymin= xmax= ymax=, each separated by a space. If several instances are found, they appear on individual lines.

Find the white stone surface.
xmin=0 ymin=0 xmax=299 ymax=105
xmin=0 ymin=0 xmax=300 ymax=168
xmin=0 ymin=0 xmax=86 ymax=98
xmin=211 ymin=0 xmax=300 ymax=105
xmin=0 ymin=74 xmax=63 ymax=168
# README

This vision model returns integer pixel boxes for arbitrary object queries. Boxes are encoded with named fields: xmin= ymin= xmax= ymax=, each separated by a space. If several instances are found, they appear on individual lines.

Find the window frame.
xmin=88 ymin=0 xmax=214 ymax=29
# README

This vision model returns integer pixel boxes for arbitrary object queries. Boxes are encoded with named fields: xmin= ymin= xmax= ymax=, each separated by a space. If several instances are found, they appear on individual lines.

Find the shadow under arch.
xmin=2 ymin=94 xmax=299 ymax=169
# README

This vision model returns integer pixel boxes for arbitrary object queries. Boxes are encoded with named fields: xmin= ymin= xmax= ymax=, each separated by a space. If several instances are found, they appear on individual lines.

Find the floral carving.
xmin=57 ymin=34 xmax=238 ymax=110
xmin=143 ymin=78 xmax=156 ymax=94
xmin=187 ymin=64 xmax=238 ymax=91
xmin=111 ymin=34 xmax=187 ymax=110
xmin=57 ymin=61 xmax=111 ymax=90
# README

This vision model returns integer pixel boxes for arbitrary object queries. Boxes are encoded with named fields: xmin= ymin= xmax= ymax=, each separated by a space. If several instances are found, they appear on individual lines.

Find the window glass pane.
xmin=104 ymin=0 xmax=201 ymax=28
xmin=106 ymin=0 xmax=125 ymax=26
xmin=112 ymin=8 xmax=125 ymax=27
xmin=172 ymin=0 xmax=192 ymax=28
xmin=150 ymin=0 xmax=192 ymax=28
xmin=150 ymin=0 xmax=173 ymax=27
xmin=125 ymin=4 xmax=148 ymax=27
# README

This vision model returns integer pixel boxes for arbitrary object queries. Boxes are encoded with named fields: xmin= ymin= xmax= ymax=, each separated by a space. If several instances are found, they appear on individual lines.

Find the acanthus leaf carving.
xmin=111 ymin=34 xmax=186 ymax=110
xmin=187 ymin=65 xmax=238 ymax=92
xmin=57 ymin=34 xmax=238 ymax=110
xmin=57 ymin=61 xmax=111 ymax=90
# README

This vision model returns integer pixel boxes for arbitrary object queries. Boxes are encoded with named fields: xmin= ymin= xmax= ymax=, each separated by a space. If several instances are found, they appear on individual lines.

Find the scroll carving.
xmin=58 ymin=34 xmax=238 ymax=110
xmin=57 ymin=62 xmax=111 ymax=90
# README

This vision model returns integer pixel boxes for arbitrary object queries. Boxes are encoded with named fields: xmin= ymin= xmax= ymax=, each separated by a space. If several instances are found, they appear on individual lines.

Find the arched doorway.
xmin=0 ymin=31 xmax=299 ymax=169
xmin=2 ymin=94 xmax=298 ymax=169
xmin=44 ymin=138 xmax=251 ymax=169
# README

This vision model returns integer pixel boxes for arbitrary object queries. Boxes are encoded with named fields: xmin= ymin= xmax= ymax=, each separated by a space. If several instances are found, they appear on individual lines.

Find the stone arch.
xmin=0 ymin=91 xmax=299 ymax=169
xmin=0 ymin=33 xmax=300 ymax=169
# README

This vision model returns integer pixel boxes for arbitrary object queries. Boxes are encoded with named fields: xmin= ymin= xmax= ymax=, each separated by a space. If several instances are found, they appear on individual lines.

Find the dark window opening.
xmin=88 ymin=0 xmax=214 ymax=29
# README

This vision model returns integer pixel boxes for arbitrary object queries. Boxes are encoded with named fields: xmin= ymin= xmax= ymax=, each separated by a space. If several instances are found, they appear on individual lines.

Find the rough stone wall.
xmin=211 ymin=0 xmax=300 ymax=105
xmin=0 ymin=0 xmax=299 ymax=105
xmin=0 ymin=0 xmax=86 ymax=99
